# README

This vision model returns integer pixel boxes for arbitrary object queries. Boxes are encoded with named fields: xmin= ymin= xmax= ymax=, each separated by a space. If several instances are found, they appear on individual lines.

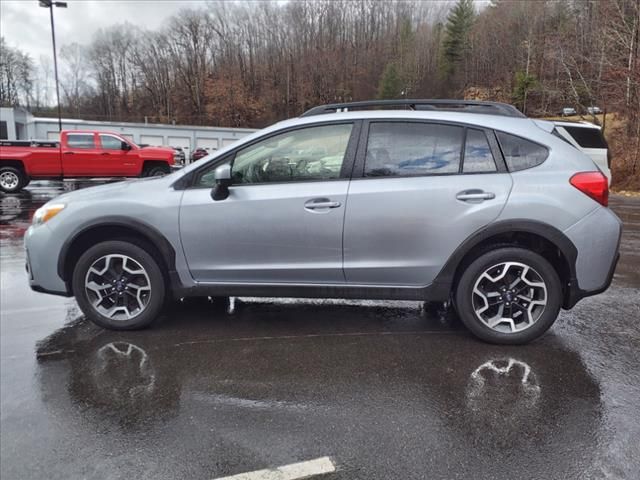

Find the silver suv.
xmin=24 ymin=100 xmax=622 ymax=344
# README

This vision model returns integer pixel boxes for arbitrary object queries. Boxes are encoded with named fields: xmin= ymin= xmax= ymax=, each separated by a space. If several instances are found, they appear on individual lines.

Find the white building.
xmin=0 ymin=107 xmax=256 ymax=158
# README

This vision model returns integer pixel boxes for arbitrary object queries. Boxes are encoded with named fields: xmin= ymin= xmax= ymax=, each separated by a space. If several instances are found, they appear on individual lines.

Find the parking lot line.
xmin=213 ymin=456 xmax=336 ymax=480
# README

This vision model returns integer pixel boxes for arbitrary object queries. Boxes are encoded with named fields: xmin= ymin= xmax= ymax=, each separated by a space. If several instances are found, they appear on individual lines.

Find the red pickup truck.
xmin=0 ymin=130 xmax=176 ymax=193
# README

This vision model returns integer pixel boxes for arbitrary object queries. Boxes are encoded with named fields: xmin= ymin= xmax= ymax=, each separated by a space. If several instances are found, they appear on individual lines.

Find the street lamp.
xmin=39 ymin=0 xmax=67 ymax=133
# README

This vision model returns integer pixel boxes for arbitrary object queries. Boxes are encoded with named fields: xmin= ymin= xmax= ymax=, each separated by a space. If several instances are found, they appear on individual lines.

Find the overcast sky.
xmin=0 ymin=0 xmax=209 ymax=61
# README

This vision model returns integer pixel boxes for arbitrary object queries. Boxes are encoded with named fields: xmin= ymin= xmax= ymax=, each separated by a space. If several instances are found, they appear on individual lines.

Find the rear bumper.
xmin=563 ymin=206 xmax=622 ymax=308
xmin=564 ymin=252 xmax=619 ymax=309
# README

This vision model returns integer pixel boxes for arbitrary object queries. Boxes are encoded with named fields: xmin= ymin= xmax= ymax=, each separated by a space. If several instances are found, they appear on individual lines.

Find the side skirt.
xmin=170 ymin=275 xmax=451 ymax=302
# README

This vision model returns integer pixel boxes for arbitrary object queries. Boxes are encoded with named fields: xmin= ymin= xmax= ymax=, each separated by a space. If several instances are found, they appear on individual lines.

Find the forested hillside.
xmin=1 ymin=0 xmax=639 ymax=187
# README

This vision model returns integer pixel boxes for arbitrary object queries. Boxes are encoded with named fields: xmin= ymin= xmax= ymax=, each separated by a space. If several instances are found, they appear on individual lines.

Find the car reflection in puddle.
xmin=35 ymin=299 xmax=603 ymax=476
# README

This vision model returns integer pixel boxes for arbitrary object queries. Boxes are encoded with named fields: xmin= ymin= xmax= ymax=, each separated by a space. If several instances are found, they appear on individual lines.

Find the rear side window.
xmin=365 ymin=122 xmax=463 ymax=177
xmin=496 ymin=132 xmax=548 ymax=171
xmin=562 ymin=126 xmax=608 ymax=149
xmin=67 ymin=134 xmax=95 ymax=149
xmin=463 ymin=129 xmax=497 ymax=173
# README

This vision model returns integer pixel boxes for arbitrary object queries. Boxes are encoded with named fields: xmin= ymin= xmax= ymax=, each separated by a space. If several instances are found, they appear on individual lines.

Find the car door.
xmin=97 ymin=134 xmax=130 ymax=176
xmin=343 ymin=120 xmax=513 ymax=286
xmin=62 ymin=133 xmax=101 ymax=176
xmin=179 ymin=121 xmax=360 ymax=284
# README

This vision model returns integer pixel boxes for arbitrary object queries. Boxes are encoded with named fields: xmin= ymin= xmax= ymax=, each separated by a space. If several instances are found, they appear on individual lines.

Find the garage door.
xmin=168 ymin=136 xmax=191 ymax=150
xmin=47 ymin=131 xmax=60 ymax=140
xmin=140 ymin=135 xmax=164 ymax=146
xmin=196 ymin=138 xmax=219 ymax=150
xmin=222 ymin=138 xmax=238 ymax=147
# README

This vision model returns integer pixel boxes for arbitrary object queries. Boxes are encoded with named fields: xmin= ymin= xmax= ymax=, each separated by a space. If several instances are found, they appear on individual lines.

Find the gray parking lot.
xmin=1 ymin=183 xmax=639 ymax=480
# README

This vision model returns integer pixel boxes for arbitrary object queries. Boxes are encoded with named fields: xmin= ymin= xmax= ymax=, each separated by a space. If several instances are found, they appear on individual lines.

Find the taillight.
xmin=570 ymin=171 xmax=609 ymax=206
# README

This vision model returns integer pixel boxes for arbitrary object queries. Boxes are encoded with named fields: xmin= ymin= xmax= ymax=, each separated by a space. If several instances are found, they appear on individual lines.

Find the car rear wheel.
xmin=455 ymin=247 xmax=562 ymax=344
xmin=72 ymin=241 xmax=166 ymax=330
xmin=0 ymin=166 xmax=27 ymax=193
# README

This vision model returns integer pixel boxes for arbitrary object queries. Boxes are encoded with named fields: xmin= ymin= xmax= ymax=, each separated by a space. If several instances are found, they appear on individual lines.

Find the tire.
xmin=455 ymin=247 xmax=562 ymax=345
xmin=0 ymin=166 xmax=28 ymax=193
xmin=143 ymin=165 xmax=169 ymax=177
xmin=72 ymin=240 xmax=166 ymax=330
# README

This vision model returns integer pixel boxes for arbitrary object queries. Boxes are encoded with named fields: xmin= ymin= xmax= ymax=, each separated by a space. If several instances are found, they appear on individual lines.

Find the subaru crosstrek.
xmin=24 ymin=100 xmax=622 ymax=344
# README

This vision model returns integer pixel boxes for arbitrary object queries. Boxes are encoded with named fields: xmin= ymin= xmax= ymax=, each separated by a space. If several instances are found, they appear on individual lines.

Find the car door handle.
xmin=63 ymin=151 xmax=74 ymax=155
xmin=304 ymin=199 xmax=342 ymax=210
xmin=456 ymin=190 xmax=496 ymax=202
xmin=101 ymin=152 xmax=110 ymax=155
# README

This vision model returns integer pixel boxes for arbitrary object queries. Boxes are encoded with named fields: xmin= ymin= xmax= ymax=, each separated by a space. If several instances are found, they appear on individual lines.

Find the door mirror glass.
xmin=211 ymin=164 xmax=232 ymax=201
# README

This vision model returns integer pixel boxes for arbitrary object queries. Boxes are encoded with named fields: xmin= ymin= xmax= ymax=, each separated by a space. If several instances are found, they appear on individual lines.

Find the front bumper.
xmin=25 ymin=225 xmax=72 ymax=297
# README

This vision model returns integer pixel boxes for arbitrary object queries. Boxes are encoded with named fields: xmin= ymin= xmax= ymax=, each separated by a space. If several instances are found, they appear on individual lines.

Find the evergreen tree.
xmin=440 ymin=0 xmax=475 ymax=82
xmin=377 ymin=63 xmax=402 ymax=99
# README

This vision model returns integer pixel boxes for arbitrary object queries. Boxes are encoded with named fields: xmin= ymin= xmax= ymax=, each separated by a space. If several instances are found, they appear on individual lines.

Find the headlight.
xmin=32 ymin=203 xmax=65 ymax=226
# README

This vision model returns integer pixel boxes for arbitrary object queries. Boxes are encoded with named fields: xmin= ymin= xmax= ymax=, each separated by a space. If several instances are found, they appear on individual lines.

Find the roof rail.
xmin=301 ymin=99 xmax=526 ymax=118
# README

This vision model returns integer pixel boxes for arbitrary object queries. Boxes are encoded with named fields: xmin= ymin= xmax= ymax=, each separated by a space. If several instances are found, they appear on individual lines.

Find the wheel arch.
xmin=58 ymin=217 xmax=177 ymax=292
xmin=0 ymin=159 xmax=27 ymax=173
xmin=431 ymin=219 xmax=578 ymax=308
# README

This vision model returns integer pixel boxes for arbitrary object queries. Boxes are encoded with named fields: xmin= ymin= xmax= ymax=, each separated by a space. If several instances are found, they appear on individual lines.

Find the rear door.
xmin=62 ymin=133 xmax=101 ymax=176
xmin=343 ymin=120 xmax=513 ymax=286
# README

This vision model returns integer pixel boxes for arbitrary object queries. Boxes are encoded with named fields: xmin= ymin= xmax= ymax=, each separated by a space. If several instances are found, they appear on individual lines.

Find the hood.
xmin=51 ymin=176 xmax=171 ymax=205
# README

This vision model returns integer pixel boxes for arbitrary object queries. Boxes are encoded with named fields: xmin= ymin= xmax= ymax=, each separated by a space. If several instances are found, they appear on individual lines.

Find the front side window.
xmin=463 ymin=129 xmax=497 ymax=173
xmin=496 ymin=131 xmax=548 ymax=171
xmin=67 ymin=134 xmax=95 ymax=149
xmin=231 ymin=124 xmax=353 ymax=184
xmin=364 ymin=122 xmax=463 ymax=177
xmin=100 ymin=134 xmax=125 ymax=150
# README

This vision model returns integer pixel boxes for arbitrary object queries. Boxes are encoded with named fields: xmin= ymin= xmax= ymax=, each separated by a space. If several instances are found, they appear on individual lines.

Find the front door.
xmin=343 ymin=121 xmax=513 ymax=286
xmin=179 ymin=122 xmax=358 ymax=284
xmin=98 ymin=134 xmax=138 ymax=176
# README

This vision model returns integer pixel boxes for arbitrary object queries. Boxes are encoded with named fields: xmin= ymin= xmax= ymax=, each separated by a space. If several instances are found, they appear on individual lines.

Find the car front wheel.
xmin=72 ymin=241 xmax=166 ymax=330
xmin=455 ymin=247 xmax=562 ymax=344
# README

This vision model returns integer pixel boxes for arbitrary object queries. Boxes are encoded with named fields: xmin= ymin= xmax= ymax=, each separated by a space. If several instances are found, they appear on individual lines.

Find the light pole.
xmin=39 ymin=0 xmax=67 ymax=133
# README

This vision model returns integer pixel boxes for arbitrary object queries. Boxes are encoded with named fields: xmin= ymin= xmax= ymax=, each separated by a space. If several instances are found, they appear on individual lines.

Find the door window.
xmin=364 ymin=122 xmax=463 ymax=177
xmin=230 ymin=124 xmax=353 ymax=184
xmin=67 ymin=134 xmax=95 ymax=149
xmin=100 ymin=134 xmax=125 ymax=150
xmin=463 ymin=129 xmax=497 ymax=173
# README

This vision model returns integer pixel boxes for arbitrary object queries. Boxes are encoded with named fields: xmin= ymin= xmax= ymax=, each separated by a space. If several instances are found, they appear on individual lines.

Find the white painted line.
xmin=213 ymin=456 xmax=336 ymax=480
xmin=0 ymin=305 xmax=69 ymax=316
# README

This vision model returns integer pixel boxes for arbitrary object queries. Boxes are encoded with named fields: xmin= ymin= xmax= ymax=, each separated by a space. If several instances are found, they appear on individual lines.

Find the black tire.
xmin=0 ymin=166 xmax=28 ymax=193
xmin=72 ymin=241 xmax=166 ymax=330
xmin=455 ymin=247 xmax=562 ymax=345
xmin=143 ymin=165 xmax=170 ymax=177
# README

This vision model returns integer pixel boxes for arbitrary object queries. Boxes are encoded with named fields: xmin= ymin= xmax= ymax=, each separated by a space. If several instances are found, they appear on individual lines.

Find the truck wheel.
xmin=0 ymin=166 xmax=27 ymax=193
xmin=143 ymin=165 xmax=169 ymax=177
xmin=72 ymin=240 xmax=166 ymax=330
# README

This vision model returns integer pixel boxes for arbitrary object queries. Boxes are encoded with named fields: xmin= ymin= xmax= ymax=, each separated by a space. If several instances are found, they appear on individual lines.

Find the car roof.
xmin=276 ymin=109 xmax=535 ymax=132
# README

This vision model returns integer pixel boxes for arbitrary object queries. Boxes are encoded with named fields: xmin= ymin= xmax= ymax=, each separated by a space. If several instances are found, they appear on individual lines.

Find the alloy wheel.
xmin=472 ymin=262 xmax=547 ymax=333
xmin=84 ymin=254 xmax=152 ymax=320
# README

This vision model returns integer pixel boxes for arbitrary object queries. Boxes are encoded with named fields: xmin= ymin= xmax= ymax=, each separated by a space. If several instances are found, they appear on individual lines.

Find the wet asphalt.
xmin=1 ymin=182 xmax=639 ymax=480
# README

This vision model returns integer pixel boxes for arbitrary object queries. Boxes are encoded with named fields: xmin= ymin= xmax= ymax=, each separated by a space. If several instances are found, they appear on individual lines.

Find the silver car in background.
xmin=24 ymin=100 xmax=621 ymax=344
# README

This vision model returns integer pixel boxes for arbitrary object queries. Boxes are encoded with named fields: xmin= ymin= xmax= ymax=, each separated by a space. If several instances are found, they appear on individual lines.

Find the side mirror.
xmin=122 ymin=142 xmax=132 ymax=151
xmin=211 ymin=164 xmax=232 ymax=201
